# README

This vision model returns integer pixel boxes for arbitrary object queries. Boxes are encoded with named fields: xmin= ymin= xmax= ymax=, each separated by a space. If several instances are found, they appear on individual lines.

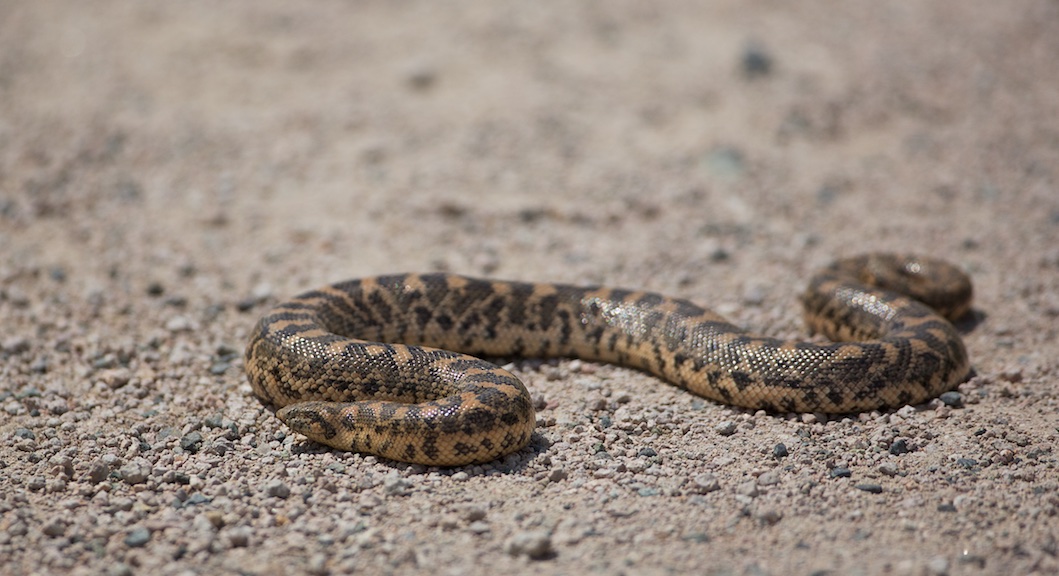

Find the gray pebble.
xmin=715 ymin=421 xmax=738 ymax=436
xmin=939 ymin=391 xmax=963 ymax=408
xmin=462 ymin=506 xmax=487 ymax=522
xmin=1 ymin=336 xmax=30 ymax=355
xmin=226 ymin=526 xmax=252 ymax=548
xmin=205 ymin=438 xmax=233 ymax=456
xmin=878 ymin=462 xmax=900 ymax=477
xmin=119 ymin=459 xmax=151 ymax=485
xmin=927 ymin=555 xmax=950 ymax=575
xmin=7 ymin=521 xmax=27 ymax=537
xmin=830 ymin=467 xmax=852 ymax=479
xmin=741 ymin=43 xmax=773 ymax=78
xmin=773 ymin=443 xmax=788 ymax=458
xmin=855 ymin=483 xmax=884 ymax=494
xmin=107 ymin=563 xmax=133 ymax=576
xmin=251 ymin=282 xmax=274 ymax=302
xmin=757 ymin=471 xmax=780 ymax=486
xmin=215 ymin=343 xmax=240 ymax=358
xmin=468 ymin=520 xmax=491 ymax=534
xmin=98 ymin=368 xmax=131 ymax=391
xmin=754 ymin=508 xmax=783 ymax=525
xmin=736 ymin=480 xmax=759 ymax=497
xmin=265 ymin=479 xmax=290 ymax=499
xmin=185 ymin=493 xmax=210 ymax=506
xmin=29 ymin=358 xmax=49 ymax=373
xmin=404 ymin=61 xmax=437 ymax=91
xmin=164 ymin=315 xmax=193 ymax=332
xmin=180 ymin=431 xmax=203 ymax=453
xmin=41 ymin=519 xmax=66 ymax=537
xmin=124 ymin=526 xmax=151 ymax=547
xmin=87 ymin=459 xmax=110 ymax=484
xmin=742 ymin=285 xmax=766 ymax=306
xmin=691 ymin=474 xmax=720 ymax=494
xmin=383 ymin=473 xmax=412 ymax=496
xmin=504 ymin=530 xmax=554 ymax=560
xmin=890 ymin=439 xmax=910 ymax=455
xmin=705 ymin=147 xmax=745 ymax=180
xmin=307 ymin=553 xmax=328 ymax=575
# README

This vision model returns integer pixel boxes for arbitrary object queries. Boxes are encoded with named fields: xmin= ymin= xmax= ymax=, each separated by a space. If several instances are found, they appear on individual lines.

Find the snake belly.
xmin=244 ymin=254 xmax=972 ymax=466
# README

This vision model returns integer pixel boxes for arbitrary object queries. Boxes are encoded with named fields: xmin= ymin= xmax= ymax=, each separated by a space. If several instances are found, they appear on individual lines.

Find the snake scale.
xmin=244 ymin=254 xmax=972 ymax=466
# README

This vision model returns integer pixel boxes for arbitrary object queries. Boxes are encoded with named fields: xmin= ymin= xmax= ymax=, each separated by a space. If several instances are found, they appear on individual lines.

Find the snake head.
xmin=276 ymin=402 xmax=347 ymax=443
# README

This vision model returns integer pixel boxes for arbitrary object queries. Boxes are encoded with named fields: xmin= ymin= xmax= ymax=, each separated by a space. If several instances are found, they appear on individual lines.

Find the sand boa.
xmin=244 ymin=254 xmax=972 ymax=466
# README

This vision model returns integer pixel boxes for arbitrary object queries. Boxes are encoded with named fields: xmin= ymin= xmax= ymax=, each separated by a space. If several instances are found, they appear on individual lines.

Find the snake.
xmin=244 ymin=254 xmax=972 ymax=467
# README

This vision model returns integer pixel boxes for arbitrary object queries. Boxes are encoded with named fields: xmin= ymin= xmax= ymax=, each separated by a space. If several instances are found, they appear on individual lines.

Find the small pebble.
xmin=741 ymin=43 xmax=773 ymax=78
xmin=692 ymin=473 xmax=720 ymax=494
xmin=164 ymin=316 xmax=193 ymax=332
xmin=41 ymin=519 xmax=66 ymax=537
xmin=889 ymin=439 xmax=910 ymax=455
xmin=227 ymin=526 xmax=253 ymax=548
xmin=939 ymin=391 xmax=963 ymax=408
xmin=107 ymin=563 xmax=133 ymax=576
xmin=772 ymin=443 xmax=788 ymax=459
xmin=927 ymin=555 xmax=950 ymax=575
xmin=119 ymin=460 xmax=150 ymax=485
xmin=754 ymin=508 xmax=783 ymax=525
xmin=265 ymin=480 xmax=290 ymax=499
xmin=249 ymin=283 xmax=273 ymax=304
xmin=403 ymin=61 xmax=437 ymax=91
xmin=742 ymin=285 xmax=766 ymax=306
xmin=715 ymin=421 xmax=738 ymax=436
xmin=736 ymin=480 xmax=759 ymax=497
xmin=383 ymin=473 xmax=412 ymax=496
xmin=504 ymin=530 xmax=554 ymax=560
xmin=124 ymin=527 xmax=151 ymax=548
xmin=87 ymin=459 xmax=110 ymax=484
xmin=757 ymin=471 xmax=780 ymax=486
xmin=855 ymin=483 xmax=884 ymax=494
xmin=1 ymin=337 xmax=30 ymax=355
xmin=180 ymin=431 xmax=203 ymax=453
xmin=830 ymin=467 xmax=852 ymax=479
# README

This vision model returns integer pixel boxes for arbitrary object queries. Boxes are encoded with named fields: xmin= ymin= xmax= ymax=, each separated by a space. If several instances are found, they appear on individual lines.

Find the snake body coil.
xmin=244 ymin=254 xmax=972 ymax=466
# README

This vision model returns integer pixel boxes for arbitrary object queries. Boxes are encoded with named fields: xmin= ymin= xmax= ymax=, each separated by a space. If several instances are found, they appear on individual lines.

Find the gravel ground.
xmin=2 ymin=2 xmax=1058 ymax=575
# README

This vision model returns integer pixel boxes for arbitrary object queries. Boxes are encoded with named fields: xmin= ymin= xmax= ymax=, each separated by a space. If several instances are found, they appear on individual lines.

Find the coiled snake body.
xmin=245 ymin=254 xmax=972 ymax=466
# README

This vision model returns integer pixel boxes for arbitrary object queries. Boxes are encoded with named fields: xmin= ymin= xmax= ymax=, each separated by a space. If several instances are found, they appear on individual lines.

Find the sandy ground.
xmin=2 ymin=2 xmax=1058 ymax=575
